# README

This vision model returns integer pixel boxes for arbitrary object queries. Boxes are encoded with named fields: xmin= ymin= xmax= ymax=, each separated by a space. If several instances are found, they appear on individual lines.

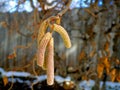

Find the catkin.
xmin=37 ymin=20 xmax=48 ymax=46
xmin=37 ymin=16 xmax=60 ymax=46
xmin=42 ymin=49 xmax=48 ymax=70
xmin=37 ymin=32 xmax=52 ymax=67
xmin=52 ymin=24 xmax=71 ymax=48
xmin=46 ymin=38 xmax=54 ymax=85
xmin=42 ymin=57 xmax=47 ymax=70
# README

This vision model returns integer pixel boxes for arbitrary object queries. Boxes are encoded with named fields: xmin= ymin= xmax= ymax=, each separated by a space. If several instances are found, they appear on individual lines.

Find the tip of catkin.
xmin=47 ymin=80 xmax=54 ymax=85
xmin=67 ymin=43 xmax=72 ymax=48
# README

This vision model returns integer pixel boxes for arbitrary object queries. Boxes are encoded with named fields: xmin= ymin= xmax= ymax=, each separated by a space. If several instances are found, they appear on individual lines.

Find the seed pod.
xmin=46 ymin=38 xmax=54 ymax=85
xmin=52 ymin=24 xmax=71 ymax=48
xmin=37 ymin=32 xmax=52 ymax=67
xmin=37 ymin=20 xmax=48 ymax=46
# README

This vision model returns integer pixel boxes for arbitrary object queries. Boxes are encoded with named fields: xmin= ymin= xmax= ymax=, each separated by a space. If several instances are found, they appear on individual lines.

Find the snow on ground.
xmin=79 ymin=80 xmax=95 ymax=90
xmin=79 ymin=80 xmax=120 ymax=90
xmin=55 ymin=75 xmax=71 ymax=84
xmin=0 ymin=68 xmax=120 ymax=90
xmin=4 ymin=71 xmax=31 ymax=77
xmin=0 ymin=68 xmax=31 ymax=77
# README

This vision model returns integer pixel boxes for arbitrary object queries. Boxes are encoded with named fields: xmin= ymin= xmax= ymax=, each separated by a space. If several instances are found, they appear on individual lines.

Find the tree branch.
xmin=57 ymin=0 xmax=72 ymax=16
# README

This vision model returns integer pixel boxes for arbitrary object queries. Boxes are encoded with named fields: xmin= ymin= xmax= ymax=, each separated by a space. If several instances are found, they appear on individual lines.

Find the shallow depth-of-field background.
xmin=0 ymin=0 xmax=120 ymax=90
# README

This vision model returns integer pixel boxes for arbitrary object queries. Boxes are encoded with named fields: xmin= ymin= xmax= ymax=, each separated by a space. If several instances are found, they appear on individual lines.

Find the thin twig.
xmin=84 ymin=8 xmax=97 ymax=18
xmin=6 ymin=63 xmax=32 ymax=71
xmin=57 ymin=0 xmax=72 ymax=16
xmin=8 ymin=75 xmax=14 ymax=90
xmin=32 ymin=56 xmax=38 ymax=76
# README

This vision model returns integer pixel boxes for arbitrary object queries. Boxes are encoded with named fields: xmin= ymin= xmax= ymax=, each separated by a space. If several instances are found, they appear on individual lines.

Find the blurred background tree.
xmin=0 ymin=0 xmax=120 ymax=85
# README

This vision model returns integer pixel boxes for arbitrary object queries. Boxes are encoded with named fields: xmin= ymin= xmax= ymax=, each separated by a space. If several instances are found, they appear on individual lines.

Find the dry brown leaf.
xmin=82 ymin=75 xmax=88 ymax=80
xmin=116 ymin=72 xmax=120 ymax=82
xmin=110 ymin=69 xmax=116 ymax=82
xmin=89 ymin=50 xmax=96 ymax=57
xmin=116 ymin=59 xmax=120 ymax=65
xmin=103 ymin=57 xmax=110 ymax=74
xmin=97 ymin=63 xmax=104 ymax=78
xmin=3 ymin=76 xmax=8 ymax=86
xmin=78 ymin=50 xmax=86 ymax=61
xmin=0 ymin=21 xmax=8 ymax=28
xmin=104 ymin=41 xmax=110 ymax=52
xmin=8 ymin=51 xmax=16 ymax=59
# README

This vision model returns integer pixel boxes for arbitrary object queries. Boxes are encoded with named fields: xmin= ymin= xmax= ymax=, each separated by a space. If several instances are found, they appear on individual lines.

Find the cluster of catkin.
xmin=37 ymin=16 xmax=71 ymax=85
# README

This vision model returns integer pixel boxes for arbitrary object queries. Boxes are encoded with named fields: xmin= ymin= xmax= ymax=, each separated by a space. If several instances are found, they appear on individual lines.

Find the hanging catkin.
xmin=37 ymin=32 xmax=52 ymax=67
xmin=37 ymin=20 xmax=48 ymax=46
xmin=52 ymin=24 xmax=71 ymax=48
xmin=46 ymin=37 xmax=54 ymax=85
xmin=37 ymin=16 xmax=72 ymax=85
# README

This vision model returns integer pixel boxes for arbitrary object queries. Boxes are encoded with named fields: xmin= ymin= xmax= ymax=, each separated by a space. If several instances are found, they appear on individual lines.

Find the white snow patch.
xmin=79 ymin=80 xmax=120 ymax=90
xmin=55 ymin=75 xmax=71 ymax=84
xmin=79 ymin=80 xmax=95 ymax=90
xmin=2 ymin=71 xmax=31 ymax=77
xmin=36 ymin=75 xmax=47 ymax=81
xmin=55 ymin=75 xmax=65 ymax=83
xmin=16 ymin=78 xmax=24 ymax=83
